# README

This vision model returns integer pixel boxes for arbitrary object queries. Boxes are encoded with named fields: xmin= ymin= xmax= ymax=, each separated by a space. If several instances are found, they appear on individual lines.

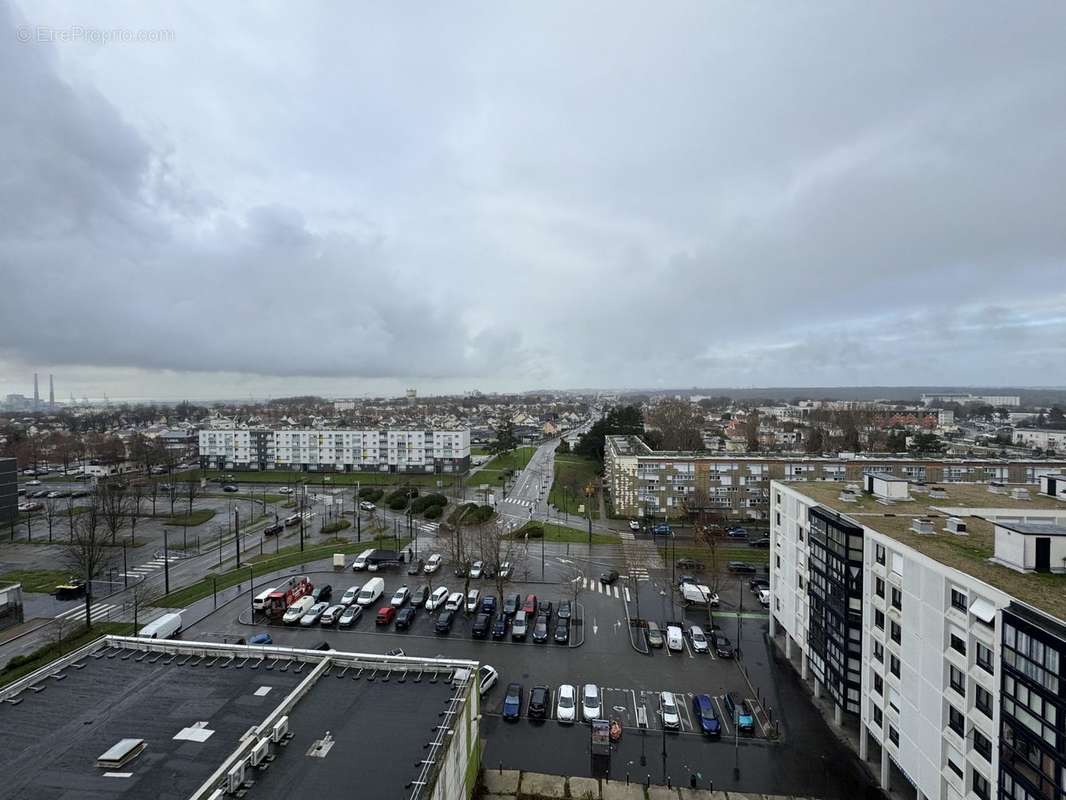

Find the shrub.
xmin=320 ymin=519 xmax=352 ymax=534
xmin=410 ymin=493 xmax=448 ymax=514
xmin=518 ymin=523 xmax=544 ymax=539
xmin=387 ymin=496 xmax=409 ymax=511
xmin=358 ymin=487 xmax=384 ymax=501
xmin=423 ymin=505 xmax=443 ymax=520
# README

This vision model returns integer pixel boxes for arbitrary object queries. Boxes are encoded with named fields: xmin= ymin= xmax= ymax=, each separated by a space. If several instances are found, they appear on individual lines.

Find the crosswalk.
xmin=618 ymin=531 xmax=660 ymax=581
xmin=120 ymin=554 xmax=183 ymax=581
xmin=579 ymin=577 xmax=622 ymax=598
xmin=418 ymin=522 xmax=440 ymax=535
xmin=56 ymin=602 xmax=119 ymax=624
xmin=502 ymin=498 xmax=535 ymax=509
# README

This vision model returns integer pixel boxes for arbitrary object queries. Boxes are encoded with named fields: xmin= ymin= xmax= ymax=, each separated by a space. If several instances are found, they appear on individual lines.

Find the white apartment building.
xmin=199 ymin=428 xmax=470 ymax=473
xmin=770 ymin=479 xmax=1066 ymax=800
xmin=1013 ymin=428 xmax=1066 ymax=452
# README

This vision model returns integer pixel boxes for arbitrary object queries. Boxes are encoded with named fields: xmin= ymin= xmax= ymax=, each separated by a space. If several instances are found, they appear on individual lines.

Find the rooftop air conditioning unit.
xmin=1010 ymin=488 xmax=1030 ymax=501
xmin=911 ymin=482 xmax=928 ymax=493
xmin=250 ymin=738 xmax=271 ymax=767
xmin=987 ymin=482 xmax=1006 ymax=494
xmin=227 ymin=762 xmax=246 ymax=794
xmin=839 ymin=490 xmax=858 ymax=503
xmin=945 ymin=517 xmax=968 ymax=535
xmin=271 ymin=716 xmax=289 ymax=744
xmin=928 ymin=487 xmax=948 ymax=499
xmin=911 ymin=518 xmax=935 ymax=535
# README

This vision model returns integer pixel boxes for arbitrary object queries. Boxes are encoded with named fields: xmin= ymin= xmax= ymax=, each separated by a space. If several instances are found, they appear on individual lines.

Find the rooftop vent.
xmin=839 ymin=489 xmax=858 ymax=503
xmin=911 ymin=518 xmax=935 ymax=535
xmin=1010 ymin=488 xmax=1030 ymax=501
xmin=945 ymin=517 xmax=968 ymax=535
xmin=987 ymin=482 xmax=1006 ymax=494
xmin=96 ymin=738 xmax=146 ymax=770
xmin=928 ymin=487 xmax=948 ymax=499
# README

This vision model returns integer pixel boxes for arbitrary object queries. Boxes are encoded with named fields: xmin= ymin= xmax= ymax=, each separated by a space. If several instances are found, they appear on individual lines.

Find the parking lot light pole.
xmin=163 ymin=527 xmax=170 ymax=594
xmin=122 ymin=541 xmax=128 ymax=589
xmin=234 ymin=508 xmax=241 ymax=569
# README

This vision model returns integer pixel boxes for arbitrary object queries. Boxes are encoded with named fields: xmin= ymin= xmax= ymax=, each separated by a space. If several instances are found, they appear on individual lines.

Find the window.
xmin=948 ymin=704 xmax=965 ymax=736
xmin=946 ymin=756 xmax=964 ymax=780
xmin=776 ymin=555 xmax=781 ymax=568
xmin=950 ymin=633 xmax=967 ymax=656
xmin=873 ymin=641 xmax=884 ymax=663
xmin=875 ymin=577 xmax=885 ymax=598
xmin=872 ymin=704 xmax=882 ymax=727
xmin=976 ymin=641 xmax=993 ymax=674
xmin=888 ymin=725 xmax=899 ymax=746
xmin=798 ymin=575 xmax=804 ymax=590
xmin=973 ymin=769 xmax=990 ymax=800
xmin=891 ymin=587 xmax=902 ymax=610
xmin=875 ymin=543 xmax=885 ymax=565
xmin=890 ymin=621 xmax=902 ymax=644
xmin=890 ymin=654 xmax=900 ymax=678
xmin=973 ymin=729 xmax=991 ymax=762
xmin=950 ymin=587 xmax=967 ymax=612
xmin=975 ymin=685 xmax=992 ymax=718
xmin=949 ymin=665 xmax=965 ymax=697
xmin=873 ymin=672 xmax=883 ymax=695
xmin=875 ymin=609 xmax=885 ymax=630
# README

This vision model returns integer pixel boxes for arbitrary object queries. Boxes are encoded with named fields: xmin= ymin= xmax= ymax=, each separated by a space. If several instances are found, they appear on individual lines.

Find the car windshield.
xmin=585 ymin=688 xmax=598 ymax=702
xmin=559 ymin=693 xmax=573 ymax=708
xmin=693 ymin=631 xmax=705 ymax=641
xmin=698 ymin=696 xmax=713 ymax=714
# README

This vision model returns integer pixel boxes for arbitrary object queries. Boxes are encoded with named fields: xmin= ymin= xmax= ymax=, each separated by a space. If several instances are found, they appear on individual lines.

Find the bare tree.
xmin=128 ymin=578 xmax=159 ymax=633
xmin=128 ymin=485 xmax=144 ymax=546
xmin=184 ymin=476 xmax=201 ymax=518
xmin=647 ymin=398 xmax=705 ymax=451
xmin=61 ymin=495 xmax=115 ymax=630
xmin=66 ymin=496 xmax=78 ymax=540
xmin=99 ymin=484 xmax=130 ymax=544
xmin=485 ymin=520 xmax=520 ymax=603
xmin=43 ymin=497 xmax=61 ymax=543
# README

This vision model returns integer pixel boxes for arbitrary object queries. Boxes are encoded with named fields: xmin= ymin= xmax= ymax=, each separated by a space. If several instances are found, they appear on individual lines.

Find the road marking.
xmin=624 ymin=587 xmax=631 ymax=603
xmin=56 ymin=603 xmax=116 ymax=622
xmin=713 ymin=695 xmax=732 ymax=736
xmin=676 ymin=693 xmax=694 ymax=731
xmin=684 ymin=638 xmax=694 ymax=658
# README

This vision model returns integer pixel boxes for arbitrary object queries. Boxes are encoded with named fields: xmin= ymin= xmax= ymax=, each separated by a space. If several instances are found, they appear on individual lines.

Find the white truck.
xmin=680 ymin=582 xmax=719 ymax=607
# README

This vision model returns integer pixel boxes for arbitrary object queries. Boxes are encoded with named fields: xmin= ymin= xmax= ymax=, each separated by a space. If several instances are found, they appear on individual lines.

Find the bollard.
xmin=667 ymin=776 xmax=671 ymax=789
xmin=498 ymin=762 xmax=502 ymax=774
xmin=710 ymin=780 xmax=714 ymax=792
xmin=626 ymin=773 xmax=629 ymax=785
xmin=646 ymin=775 xmax=650 ymax=788
xmin=690 ymin=774 xmax=697 ymax=788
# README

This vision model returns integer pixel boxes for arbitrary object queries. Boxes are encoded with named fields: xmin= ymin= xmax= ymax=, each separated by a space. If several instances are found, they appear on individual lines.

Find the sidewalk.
xmin=481 ymin=768 xmax=813 ymax=799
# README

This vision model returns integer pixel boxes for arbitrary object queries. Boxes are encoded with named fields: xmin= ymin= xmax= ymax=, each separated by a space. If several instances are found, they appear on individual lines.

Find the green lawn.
xmin=0 ymin=569 xmax=72 ymax=594
xmin=154 ymin=535 xmax=409 ymax=609
xmin=169 ymin=469 xmax=462 ymax=488
xmin=549 ymin=454 xmax=601 ymax=519
xmin=513 ymin=522 xmax=615 ymax=545
xmin=470 ymin=446 xmax=492 ymax=456
xmin=478 ymin=447 xmax=536 ymax=475
xmin=0 ymin=622 xmax=135 ymax=689
xmin=163 ymin=509 xmax=217 ymax=527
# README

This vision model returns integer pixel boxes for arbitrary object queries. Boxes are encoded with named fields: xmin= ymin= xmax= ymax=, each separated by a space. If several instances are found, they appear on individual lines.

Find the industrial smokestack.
xmin=33 ymin=373 xmax=39 ymax=411
xmin=49 ymin=374 xmax=55 ymax=408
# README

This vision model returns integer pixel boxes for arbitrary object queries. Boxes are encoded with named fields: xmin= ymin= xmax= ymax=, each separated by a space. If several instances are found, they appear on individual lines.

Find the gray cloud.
xmin=1 ymin=1 xmax=1065 ymax=397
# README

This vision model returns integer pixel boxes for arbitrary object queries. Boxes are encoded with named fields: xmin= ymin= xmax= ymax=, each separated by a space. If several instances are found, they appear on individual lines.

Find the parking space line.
xmin=713 ymin=695 xmax=732 ymax=736
xmin=683 ymin=638 xmax=694 ymax=658
xmin=676 ymin=691 xmax=694 ymax=731
xmin=624 ymin=587 xmax=631 ymax=603
xmin=748 ymin=696 xmax=770 ymax=737
xmin=630 ymin=689 xmax=639 ymax=724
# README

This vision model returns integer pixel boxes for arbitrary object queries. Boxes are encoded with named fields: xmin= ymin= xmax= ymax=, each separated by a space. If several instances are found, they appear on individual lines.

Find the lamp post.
xmin=234 ymin=507 xmax=241 ymax=568
xmin=163 ymin=526 xmax=170 ymax=594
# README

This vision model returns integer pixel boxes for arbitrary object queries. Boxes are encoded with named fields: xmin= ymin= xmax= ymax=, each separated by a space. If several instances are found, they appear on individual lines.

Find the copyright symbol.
xmin=16 ymin=26 xmax=31 ymax=43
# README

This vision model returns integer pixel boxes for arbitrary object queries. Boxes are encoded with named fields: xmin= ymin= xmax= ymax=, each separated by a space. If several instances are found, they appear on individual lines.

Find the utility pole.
xmin=163 ymin=527 xmax=170 ymax=594
xmin=122 ymin=541 xmax=128 ymax=589
xmin=234 ymin=508 xmax=241 ymax=569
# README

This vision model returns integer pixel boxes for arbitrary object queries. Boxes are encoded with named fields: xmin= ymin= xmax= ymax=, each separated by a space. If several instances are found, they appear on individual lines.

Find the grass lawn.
xmin=470 ymin=446 xmax=492 ymax=456
xmin=163 ymin=509 xmax=217 ymax=527
xmin=204 ymin=492 xmax=288 ymax=504
xmin=549 ymin=454 xmax=601 ymax=519
xmin=0 ymin=569 xmax=72 ymax=593
xmin=0 ymin=622 xmax=135 ymax=689
xmin=513 ymin=522 xmax=616 ymax=545
xmin=169 ymin=469 xmax=461 ymax=488
xmin=477 ymin=446 xmax=536 ymax=475
xmin=155 ymin=535 xmax=409 ymax=609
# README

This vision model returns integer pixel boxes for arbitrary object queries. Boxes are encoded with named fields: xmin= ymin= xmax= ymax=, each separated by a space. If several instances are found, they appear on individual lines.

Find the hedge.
xmin=410 ymin=493 xmax=448 ymax=514
xmin=423 ymin=505 xmax=443 ymax=520
xmin=358 ymin=487 xmax=385 ymax=502
xmin=320 ymin=518 xmax=352 ymax=534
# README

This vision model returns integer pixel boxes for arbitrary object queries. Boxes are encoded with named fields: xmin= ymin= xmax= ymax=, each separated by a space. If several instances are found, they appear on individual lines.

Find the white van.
xmin=666 ymin=625 xmax=684 ymax=652
xmin=758 ymin=588 xmax=771 ymax=607
xmin=283 ymin=596 xmax=315 ymax=625
xmin=356 ymin=577 xmax=385 ymax=606
xmin=253 ymin=587 xmax=278 ymax=612
xmin=139 ymin=612 xmax=182 ymax=640
xmin=351 ymin=549 xmax=375 ymax=571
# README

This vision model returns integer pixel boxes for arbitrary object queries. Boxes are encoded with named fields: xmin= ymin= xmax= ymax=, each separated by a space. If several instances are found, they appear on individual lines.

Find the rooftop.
xmin=0 ymin=637 xmax=477 ymax=800
xmin=783 ymin=481 xmax=1066 ymax=621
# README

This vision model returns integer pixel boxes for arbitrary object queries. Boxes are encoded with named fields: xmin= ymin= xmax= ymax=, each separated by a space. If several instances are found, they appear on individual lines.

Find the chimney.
xmin=49 ymin=374 xmax=55 ymax=408
xmin=33 ymin=373 xmax=39 ymax=411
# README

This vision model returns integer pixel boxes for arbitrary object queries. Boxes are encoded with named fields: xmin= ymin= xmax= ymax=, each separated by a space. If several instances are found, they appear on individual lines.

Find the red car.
xmin=376 ymin=606 xmax=397 ymax=625
xmin=522 ymin=594 xmax=538 ymax=616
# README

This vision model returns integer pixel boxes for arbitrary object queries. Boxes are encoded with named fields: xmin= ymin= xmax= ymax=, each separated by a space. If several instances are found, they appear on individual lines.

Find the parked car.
xmin=340 ymin=585 xmax=360 ymax=606
xmin=726 ymin=526 xmax=748 ymax=538
xmin=426 ymin=586 xmax=450 ymax=611
xmin=666 ymin=625 xmax=684 ymax=652
xmin=248 ymin=632 xmax=273 ymax=645
xmin=498 ymin=562 xmax=514 ymax=578
xmin=435 ymin=608 xmax=455 ymax=634
xmin=750 ymin=577 xmax=770 ymax=592
xmin=511 ymin=610 xmax=529 ymax=641
xmin=470 ymin=560 xmax=483 ymax=579
xmin=728 ymin=561 xmax=757 ymax=574
xmin=491 ymin=616 xmax=508 ymax=639
xmin=712 ymin=631 xmax=735 ymax=658
xmin=300 ymin=602 xmax=330 ymax=626
xmin=283 ymin=597 xmax=315 ymax=625
xmin=355 ymin=578 xmax=384 ymax=606
xmin=503 ymin=592 xmax=522 ymax=616
xmin=646 ymin=621 xmax=664 ymax=648
xmin=557 ymin=600 xmax=571 ymax=621
xmin=263 ymin=523 xmax=284 ymax=536
xmin=445 ymin=592 xmax=464 ymax=612
xmin=676 ymin=557 xmax=705 ymax=571
xmin=375 ymin=606 xmax=396 ymax=626
xmin=628 ymin=520 xmax=641 ymax=531
xmin=478 ymin=664 xmax=498 ymax=695
xmin=528 ymin=685 xmax=550 ymax=720
xmin=312 ymin=584 xmax=332 ymax=603
xmin=554 ymin=619 xmax=570 ymax=644
xmin=502 ymin=683 xmax=523 ymax=720
xmin=320 ymin=604 xmax=346 ymax=625
xmin=395 ymin=606 xmax=417 ymax=630
xmin=660 ymin=691 xmax=681 ymax=730
xmin=749 ymin=537 xmax=771 ymax=548
xmin=758 ymin=588 xmax=771 ymax=607
xmin=453 ymin=563 xmax=468 ymax=578
xmin=466 ymin=589 xmax=481 ymax=613
xmin=537 ymin=599 xmax=553 ymax=620
xmin=410 ymin=585 xmax=430 ymax=607
xmin=407 ymin=559 xmax=423 ymax=576
xmin=424 ymin=553 xmax=443 ymax=573
xmin=222 ymin=484 xmax=239 ymax=492
xmin=391 ymin=586 xmax=411 ymax=607
xmin=338 ymin=605 xmax=363 ymax=627
xmin=693 ymin=694 xmax=721 ymax=737
xmin=581 ymin=684 xmax=601 ymax=722
xmin=689 ymin=625 xmax=709 ymax=654
xmin=359 ymin=500 xmax=376 ymax=511
xmin=532 ymin=615 xmax=549 ymax=643
xmin=725 ymin=692 xmax=754 ymax=733
xmin=557 ymin=684 xmax=577 ymax=723
xmin=472 ymin=612 xmax=492 ymax=638
xmin=522 ymin=594 xmax=538 ymax=615
xmin=600 ymin=570 xmax=619 ymax=585
xmin=479 ymin=594 xmax=497 ymax=614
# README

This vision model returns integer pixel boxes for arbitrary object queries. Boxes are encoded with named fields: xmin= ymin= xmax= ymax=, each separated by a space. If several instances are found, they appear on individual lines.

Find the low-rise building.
xmin=1013 ymin=428 xmax=1066 ymax=452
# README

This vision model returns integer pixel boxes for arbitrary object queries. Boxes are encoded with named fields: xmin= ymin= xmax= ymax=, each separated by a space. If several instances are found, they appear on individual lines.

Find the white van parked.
xmin=253 ymin=587 xmax=278 ymax=612
xmin=283 ymin=596 xmax=315 ymax=625
xmin=351 ymin=549 xmax=375 ymax=571
xmin=356 ymin=577 xmax=385 ymax=606
xmin=139 ymin=612 xmax=182 ymax=640
xmin=758 ymin=588 xmax=771 ymax=607
xmin=666 ymin=625 xmax=684 ymax=652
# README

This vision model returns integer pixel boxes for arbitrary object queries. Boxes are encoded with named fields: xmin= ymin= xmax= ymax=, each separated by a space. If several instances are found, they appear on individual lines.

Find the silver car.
xmin=320 ymin=604 xmax=347 ymax=626
xmin=581 ymin=684 xmax=601 ymax=722
xmin=299 ymin=602 xmax=330 ymax=626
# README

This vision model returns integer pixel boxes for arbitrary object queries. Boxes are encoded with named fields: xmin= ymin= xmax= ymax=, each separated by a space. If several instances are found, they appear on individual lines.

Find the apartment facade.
xmin=770 ymin=478 xmax=1066 ymax=800
xmin=605 ymin=435 xmax=1066 ymax=521
xmin=0 ymin=457 xmax=15 ymax=524
xmin=1013 ymin=428 xmax=1066 ymax=452
xmin=199 ymin=428 xmax=471 ymax=473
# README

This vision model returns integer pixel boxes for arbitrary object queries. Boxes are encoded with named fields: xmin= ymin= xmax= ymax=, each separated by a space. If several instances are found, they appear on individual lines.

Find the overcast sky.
xmin=2 ymin=2 xmax=1065 ymax=401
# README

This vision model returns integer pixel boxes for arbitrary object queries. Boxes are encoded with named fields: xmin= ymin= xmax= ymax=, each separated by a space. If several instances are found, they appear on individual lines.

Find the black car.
xmin=712 ymin=631 xmax=735 ymax=658
xmin=727 ymin=561 xmax=757 ymax=574
xmin=395 ymin=606 xmax=417 ymax=630
xmin=676 ymin=557 xmax=705 ymax=571
xmin=528 ymin=685 xmax=550 ymax=720
xmin=553 ymin=619 xmax=570 ymax=644
xmin=472 ymin=612 xmax=492 ymax=638
xmin=537 ymin=600 xmax=553 ymax=621
xmin=749 ymin=537 xmax=771 ymax=548
xmin=410 ymin=585 xmax=430 ymax=607
xmin=222 ymin=484 xmax=239 ymax=492
xmin=454 ymin=564 xmax=468 ymax=578
xmin=491 ymin=616 xmax=508 ymax=639
xmin=503 ymin=592 xmax=522 ymax=616
xmin=309 ymin=640 xmax=332 ymax=651
xmin=600 ymin=570 xmax=619 ymax=585
xmin=434 ymin=609 xmax=455 ymax=634
xmin=264 ymin=523 xmax=284 ymax=536
xmin=312 ymin=584 xmax=332 ymax=603
xmin=532 ymin=614 xmax=549 ymax=643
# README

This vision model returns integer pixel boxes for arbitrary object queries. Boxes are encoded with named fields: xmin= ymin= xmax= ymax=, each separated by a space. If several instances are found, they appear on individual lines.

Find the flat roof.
xmin=996 ymin=522 xmax=1066 ymax=536
xmin=782 ymin=481 xmax=1066 ymax=622
xmin=0 ymin=639 xmax=475 ymax=800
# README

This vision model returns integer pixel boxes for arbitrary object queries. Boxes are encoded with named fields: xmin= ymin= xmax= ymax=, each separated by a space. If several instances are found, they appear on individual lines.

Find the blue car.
xmin=248 ymin=632 xmax=273 ymax=645
xmin=502 ymin=682 xmax=523 ymax=721
xmin=480 ymin=595 xmax=497 ymax=614
xmin=692 ymin=694 xmax=721 ymax=738
xmin=725 ymin=692 xmax=754 ymax=734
